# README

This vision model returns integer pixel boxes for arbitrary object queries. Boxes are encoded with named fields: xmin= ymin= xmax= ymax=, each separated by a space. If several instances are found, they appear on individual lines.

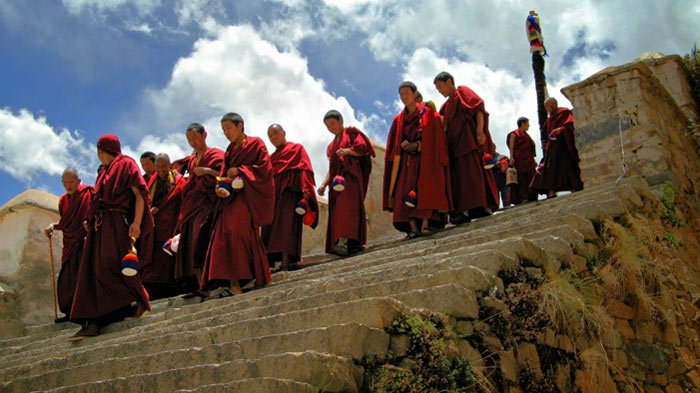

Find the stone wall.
xmin=0 ymin=190 xmax=60 ymax=338
xmin=562 ymin=55 xmax=698 ymax=191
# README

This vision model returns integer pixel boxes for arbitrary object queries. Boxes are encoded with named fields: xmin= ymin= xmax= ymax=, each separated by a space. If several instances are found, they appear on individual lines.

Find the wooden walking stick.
xmin=47 ymin=233 xmax=58 ymax=320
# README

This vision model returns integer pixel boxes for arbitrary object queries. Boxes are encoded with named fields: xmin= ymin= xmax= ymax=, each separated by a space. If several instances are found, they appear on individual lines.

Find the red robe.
xmin=55 ymin=184 xmax=94 ymax=316
xmin=262 ymin=142 xmax=318 ymax=263
xmin=174 ymin=147 xmax=224 ymax=289
xmin=202 ymin=136 xmax=274 ymax=288
xmin=71 ymin=154 xmax=153 ymax=321
xmin=531 ymin=108 xmax=584 ymax=193
xmin=383 ymin=103 xmax=451 ymax=232
xmin=440 ymin=86 xmax=499 ymax=214
xmin=507 ymin=130 xmax=537 ymax=204
xmin=325 ymin=127 xmax=375 ymax=253
xmin=142 ymin=171 xmax=184 ymax=292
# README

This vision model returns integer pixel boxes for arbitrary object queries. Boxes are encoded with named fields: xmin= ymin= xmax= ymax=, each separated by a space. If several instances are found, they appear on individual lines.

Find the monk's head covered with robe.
xmin=97 ymin=133 xmax=121 ymax=164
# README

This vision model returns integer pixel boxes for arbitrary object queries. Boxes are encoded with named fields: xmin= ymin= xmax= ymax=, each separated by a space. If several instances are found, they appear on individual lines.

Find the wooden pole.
xmin=47 ymin=234 xmax=58 ymax=320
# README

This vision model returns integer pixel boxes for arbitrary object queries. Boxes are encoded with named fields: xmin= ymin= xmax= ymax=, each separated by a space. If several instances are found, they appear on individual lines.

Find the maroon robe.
xmin=262 ymin=142 xmax=318 ymax=263
xmin=440 ymin=86 xmax=499 ymax=214
xmin=55 ymin=184 xmax=94 ymax=316
xmin=174 ymin=147 xmax=224 ymax=290
xmin=383 ymin=103 xmax=451 ymax=233
xmin=507 ymin=130 xmax=537 ymax=204
xmin=202 ymin=136 xmax=274 ymax=288
xmin=325 ymin=127 xmax=375 ymax=253
xmin=71 ymin=154 xmax=153 ymax=321
xmin=142 ymin=170 xmax=184 ymax=296
xmin=531 ymin=107 xmax=584 ymax=193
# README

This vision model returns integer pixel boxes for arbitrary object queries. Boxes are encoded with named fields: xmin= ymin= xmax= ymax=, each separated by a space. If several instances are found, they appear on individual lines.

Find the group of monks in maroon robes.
xmin=47 ymin=108 xmax=376 ymax=340
xmin=382 ymin=74 xmax=583 ymax=238
xmin=46 ymin=72 xmax=582 ymax=341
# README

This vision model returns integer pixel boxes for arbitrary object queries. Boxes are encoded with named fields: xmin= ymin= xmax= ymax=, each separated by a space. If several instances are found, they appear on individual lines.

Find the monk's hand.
xmin=129 ymin=223 xmax=141 ymax=239
xmin=215 ymin=187 xmax=229 ymax=198
xmin=83 ymin=220 xmax=89 ymax=231
xmin=45 ymin=223 xmax=55 ymax=237
xmin=476 ymin=130 xmax=486 ymax=146
xmin=150 ymin=207 xmax=159 ymax=215
xmin=227 ymin=167 xmax=239 ymax=178
xmin=317 ymin=185 xmax=326 ymax=196
xmin=193 ymin=166 xmax=209 ymax=177
xmin=336 ymin=148 xmax=352 ymax=157
xmin=400 ymin=140 xmax=410 ymax=150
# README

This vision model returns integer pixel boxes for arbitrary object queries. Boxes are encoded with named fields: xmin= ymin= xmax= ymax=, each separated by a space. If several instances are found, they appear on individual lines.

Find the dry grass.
xmin=535 ymin=270 xmax=613 ymax=340
xmin=598 ymin=217 xmax=672 ymax=327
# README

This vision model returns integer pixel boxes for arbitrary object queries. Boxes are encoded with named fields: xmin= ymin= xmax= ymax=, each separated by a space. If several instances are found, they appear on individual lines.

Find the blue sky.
xmin=1 ymin=0 xmax=698 ymax=205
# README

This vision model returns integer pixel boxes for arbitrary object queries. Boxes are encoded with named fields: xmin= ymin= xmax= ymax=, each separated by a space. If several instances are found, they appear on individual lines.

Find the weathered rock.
xmin=628 ymin=343 xmax=670 ymax=372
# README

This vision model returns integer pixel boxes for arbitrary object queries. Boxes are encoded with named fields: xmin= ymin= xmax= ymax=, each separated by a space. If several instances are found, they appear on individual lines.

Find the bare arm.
xmin=317 ymin=172 xmax=330 ymax=196
xmin=476 ymin=111 xmax=486 ymax=146
xmin=130 ymin=186 xmax=144 ymax=239
xmin=508 ymin=134 xmax=516 ymax=166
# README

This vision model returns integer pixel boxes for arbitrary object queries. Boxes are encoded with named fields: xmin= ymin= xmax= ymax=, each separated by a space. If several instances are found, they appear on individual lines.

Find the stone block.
xmin=606 ymin=299 xmax=635 ymax=320
xmin=615 ymin=319 xmax=635 ymax=340
xmin=499 ymin=350 xmax=518 ymax=382
xmin=537 ymin=328 xmax=557 ymax=348
xmin=678 ymin=347 xmax=696 ymax=369
xmin=628 ymin=343 xmax=670 ymax=372
xmin=389 ymin=335 xmax=410 ymax=358
xmin=516 ymin=343 xmax=541 ymax=376
xmin=688 ymin=370 xmax=700 ymax=391
xmin=664 ymin=383 xmax=685 ymax=393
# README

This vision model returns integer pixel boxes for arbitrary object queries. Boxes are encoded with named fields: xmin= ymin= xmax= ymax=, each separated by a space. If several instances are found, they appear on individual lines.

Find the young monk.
xmin=140 ymin=151 xmax=156 ymax=183
xmin=173 ymin=123 xmax=224 ymax=297
xmin=142 ymin=153 xmax=184 ymax=299
xmin=201 ymin=112 xmax=274 ymax=299
xmin=382 ymin=81 xmax=451 ymax=239
xmin=434 ymin=72 xmax=500 ymax=224
xmin=262 ymin=124 xmax=319 ymax=271
xmin=531 ymin=97 xmax=584 ymax=197
xmin=45 ymin=168 xmax=94 ymax=323
xmin=69 ymin=134 xmax=153 ymax=340
xmin=317 ymin=110 xmax=375 ymax=256
xmin=507 ymin=117 xmax=538 ymax=204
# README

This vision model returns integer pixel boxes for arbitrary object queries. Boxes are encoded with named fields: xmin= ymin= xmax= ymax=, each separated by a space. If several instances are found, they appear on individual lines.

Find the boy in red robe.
xmin=201 ymin=113 xmax=274 ymax=299
xmin=142 ymin=153 xmax=184 ymax=299
xmin=433 ymin=72 xmax=499 ymax=225
xmin=317 ymin=110 xmax=375 ymax=256
xmin=262 ymin=124 xmax=319 ymax=271
xmin=173 ymin=123 xmax=224 ymax=297
xmin=382 ymin=81 xmax=451 ymax=239
xmin=531 ymin=97 xmax=584 ymax=197
xmin=45 ymin=168 xmax=94 ymax=323
xmin=69 ymin=134 xmax=153 ymax=340
xmin=507 ymin=117 xmax=538 ymax=204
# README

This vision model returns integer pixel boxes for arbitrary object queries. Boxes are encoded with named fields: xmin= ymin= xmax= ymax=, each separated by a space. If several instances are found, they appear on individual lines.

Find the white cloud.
xmin=127 ymin=24 xmax=368 ymax=183
xmin=62 ymin=0 xmax=161 ymax=16
xmin=0 ymin=108 xmax=96 ymax=183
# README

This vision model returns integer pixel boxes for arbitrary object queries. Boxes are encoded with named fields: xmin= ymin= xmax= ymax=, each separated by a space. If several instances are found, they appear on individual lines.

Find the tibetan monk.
xmin=174 ymin=123 xmax=224 ymax=296
xmin=140 ymin=151 xmax=156 ymax=184
xmin=531 ymin=97 xmax=584 ymax=197
xmin=318 ymin=110 xmax=375 ymax=256
xmin=383 ymin=81 xmax=450 ymax=238
xmin=507 ymin=117 xmax=538 ymax=204
xmin=262 ymin=124 xmax=318 ymax=271
xmin=201 ymin=112 xmax=274 ymax=299
xmin=69 ymin=134 xmax=153 ymax=340
xmin=142 ymin=153 xmax=184 ymax=299
xmin=434 ymin=71 xmax=499 ymax=225
xmin=45 ymin=168 xmax=94 ymax=323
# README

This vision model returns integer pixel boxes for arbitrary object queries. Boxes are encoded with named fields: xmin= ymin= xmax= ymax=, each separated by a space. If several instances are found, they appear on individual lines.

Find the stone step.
xmin=0 ymin=231 xmax=555 ymax=370
xmin=173 ymin=378 xmax=319 ymax=393
xmin=2 ymin=260 xmax=490 ymax=384
xmin=3 ymin=323 xmax=387 ymax=392
xmin=0 ymin=246 xmax=517 ymax=365
xmin=1 ymin=177 xmax=644 ymax=345
xmin=43 ymin=351 xmax=362 ymax=393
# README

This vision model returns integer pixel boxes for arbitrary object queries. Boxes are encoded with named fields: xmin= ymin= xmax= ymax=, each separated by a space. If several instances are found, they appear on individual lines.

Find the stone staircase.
xmin=0 ymin=177 xmax=653 ymax=392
